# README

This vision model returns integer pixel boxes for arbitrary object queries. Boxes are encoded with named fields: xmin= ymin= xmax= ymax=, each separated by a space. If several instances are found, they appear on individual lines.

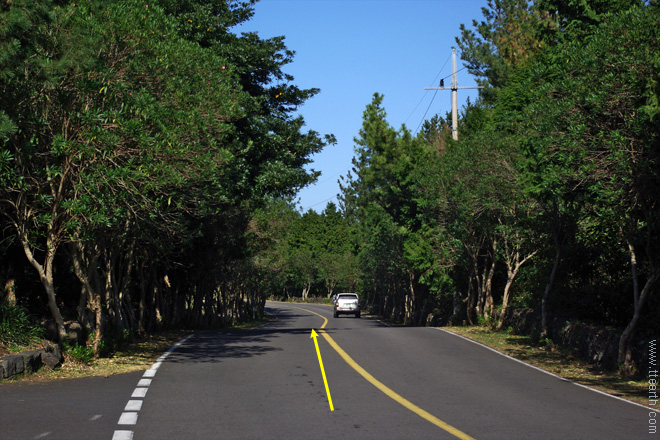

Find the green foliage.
xmin=539 ymin=337 xmax=554 ymax=348
xmin=248 ymin=199 xmax=359 ymax=300
xmin=0 ymin=303 xmax=44 ymax=348
xmin=326 ymin=1 xmax=660 ymax=343
xmin=0 ymin=0 xmax=334 ymax=351
xmin=476 ymin=314 xmax=498 ymax=329
xmin=1 ymin=0 xmax=658 ymax=370
xmin=337 ymin=93 xmax=453 ymax=324
xmin=63 ymin=342 xmax=95 ymax=364
xmin=455 ymin=0 xmax=559 ymax=103
xmin=529 ymin=325 xmax=541 ymax=345
xmin=519 ymin=3 xmax=659 ymax=259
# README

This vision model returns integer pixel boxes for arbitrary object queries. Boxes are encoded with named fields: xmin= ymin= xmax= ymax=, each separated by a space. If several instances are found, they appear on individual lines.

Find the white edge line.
xmin=166 ymin=335 xmax=191 ymax=353
xmin=113 ymin=334 xmax=194 ymax=440
xmin=434 ymin=327 xmax=658 ymax=413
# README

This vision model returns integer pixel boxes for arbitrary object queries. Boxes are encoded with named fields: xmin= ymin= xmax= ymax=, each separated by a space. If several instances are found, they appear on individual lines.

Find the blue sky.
xmin=237 ymin=0 xmax=489 ymax=212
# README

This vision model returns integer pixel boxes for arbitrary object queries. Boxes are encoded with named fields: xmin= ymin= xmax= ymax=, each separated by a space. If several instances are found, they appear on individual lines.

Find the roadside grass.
xmin=442 ymin=325 xmax=649 ymax=408
xmin=3 ymin=330 xmax=193 ymax=383
xmin=1 ymin=316 xmax=274 ymax=384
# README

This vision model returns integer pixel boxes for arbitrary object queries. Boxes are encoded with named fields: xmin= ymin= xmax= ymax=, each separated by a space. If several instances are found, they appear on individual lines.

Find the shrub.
xmin=0 ymin=303 xmax=44 ymax=349
xmin=63 ymin=342 xmax=94 ymax=364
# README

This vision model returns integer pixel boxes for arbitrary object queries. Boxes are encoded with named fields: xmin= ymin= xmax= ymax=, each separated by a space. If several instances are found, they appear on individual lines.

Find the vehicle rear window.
xmin=338 ymin=294 xmax=358 ymax=300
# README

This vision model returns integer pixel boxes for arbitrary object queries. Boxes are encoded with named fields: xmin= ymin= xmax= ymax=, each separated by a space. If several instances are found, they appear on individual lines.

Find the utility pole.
xmin=425 ymin=47 xmax=483 ymax=141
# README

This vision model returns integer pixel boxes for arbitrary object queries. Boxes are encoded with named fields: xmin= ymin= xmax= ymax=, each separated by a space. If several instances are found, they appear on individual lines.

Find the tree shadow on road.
xmin=162 ymin=315 xmax=316 ymax=364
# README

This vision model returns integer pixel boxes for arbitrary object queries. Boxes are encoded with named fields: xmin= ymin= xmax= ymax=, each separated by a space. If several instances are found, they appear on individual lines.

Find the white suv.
xmin=333 ymin=293 xmax=361 ymax=318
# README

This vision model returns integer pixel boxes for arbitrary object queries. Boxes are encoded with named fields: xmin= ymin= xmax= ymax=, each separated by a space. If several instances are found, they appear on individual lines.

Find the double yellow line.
xmin=297 ymin=306 xmax=477 ymax=440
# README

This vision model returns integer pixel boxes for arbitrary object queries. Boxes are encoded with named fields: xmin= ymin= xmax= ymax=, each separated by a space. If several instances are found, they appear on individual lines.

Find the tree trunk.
xmin=18 ymin=228 xmax=66 ymax=343
xmin=466 ymin=265 xmax=478 ymax=325
xmin=497 ymin=248 xmax=537 ymax=330
xmin=44 ymin=274 xmax=66 ymax=344
xmin=4 ymin=278 xmax=16 ymax=305
xmin=404 ymin=270 xmax=416 ymax=326
xmin=137 ymin=263 xmax=149 ymax=333
xmin=483 ymin=239 xmax=497 ymax=320
xmin=2 ymin=261 xmax=16 ymax=305
xmin=466 ymin=282 xmax=477 ymax=325
xmin=498 ymin=270 xmax=516 ymax=331
xmin=475 ymin=268 xmax=484 ymax=318
xmin=618 ymin=241 xmax=660 ymax=366
xmin=302 ymin=281 xmax=311 ymax=301
xmin=91 ymin=290 xmax=103 ymax=355
xmin=71 ymin=242 xmax=105 ymax=355
xmin=541 ymin=247 xmax=561 ymax=338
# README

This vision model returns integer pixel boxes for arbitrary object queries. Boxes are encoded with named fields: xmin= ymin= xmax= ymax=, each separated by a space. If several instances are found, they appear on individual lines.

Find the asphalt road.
xmin=0 ymin=301 xmax=653 ymax=439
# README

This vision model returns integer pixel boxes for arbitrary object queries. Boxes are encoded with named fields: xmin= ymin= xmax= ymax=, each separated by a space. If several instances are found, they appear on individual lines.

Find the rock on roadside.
xmin=0 ymin=342 xmax=62 ymax=380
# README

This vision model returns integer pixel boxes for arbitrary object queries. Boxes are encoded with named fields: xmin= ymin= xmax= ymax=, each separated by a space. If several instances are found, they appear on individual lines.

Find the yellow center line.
xmin=294 ymin=306 xmax=477 ymax=440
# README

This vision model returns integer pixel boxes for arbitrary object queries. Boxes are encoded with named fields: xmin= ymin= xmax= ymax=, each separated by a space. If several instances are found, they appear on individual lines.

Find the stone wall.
xmin=0 ymin=343 xmax=62 ymax=380
xmin=502 ymin=308 xmax=649 ymax=373
xmin=1 ymin=321 xmax=83 ymax=380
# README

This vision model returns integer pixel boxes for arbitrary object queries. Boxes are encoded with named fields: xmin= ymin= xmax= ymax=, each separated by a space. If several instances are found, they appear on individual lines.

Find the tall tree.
xmin=456 ymin=0 xmax=557 ymax=103
xmin=340 ymin=94 xmax=444 ymax=324
xmin=0 ymin=0 xmax=76 ymax=342
xmin=1 ymin=0 xmax=335 ymax=349
xmin=514 ymin=3 xmax=660 ymax=354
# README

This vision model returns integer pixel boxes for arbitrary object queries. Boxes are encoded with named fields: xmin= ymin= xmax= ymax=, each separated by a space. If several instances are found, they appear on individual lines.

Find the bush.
xmin=89 ymin=329 xmax=134 ymax=358
xmin=63 ymin=342 xmax=94 ymax=364
xmin=477 ymin=313 xmax=497 ymax=329
xmin=0 ymin=303 xmax=44 ymax=349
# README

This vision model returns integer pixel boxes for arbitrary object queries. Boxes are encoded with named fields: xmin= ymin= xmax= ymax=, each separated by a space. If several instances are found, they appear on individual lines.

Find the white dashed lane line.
xmin=112 ymin=335 xmax=192 ymax=440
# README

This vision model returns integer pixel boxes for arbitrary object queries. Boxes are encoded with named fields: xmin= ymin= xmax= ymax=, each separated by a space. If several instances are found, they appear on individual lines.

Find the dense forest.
xmin=1 ymin=0 xmax=659 ymax=372
xmin=0 ymin=0 xmax=334 ymax=353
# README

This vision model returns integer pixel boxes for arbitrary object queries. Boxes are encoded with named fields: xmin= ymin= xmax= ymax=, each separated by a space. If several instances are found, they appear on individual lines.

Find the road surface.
xmin=0 ymin=301 xmax=653 ymax=439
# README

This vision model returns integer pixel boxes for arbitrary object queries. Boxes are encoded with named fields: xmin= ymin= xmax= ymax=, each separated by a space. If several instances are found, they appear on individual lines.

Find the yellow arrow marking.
xmin=310 ymin=329 xmax=334 ymax=411
xmin=296 ymin=306 xmax=476 ymax=440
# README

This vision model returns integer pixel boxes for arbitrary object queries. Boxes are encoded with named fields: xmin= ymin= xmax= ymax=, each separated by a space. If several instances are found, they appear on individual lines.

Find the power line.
xmin=415 ymin=65 xmax=470 ymax=135
xmin=404 ymin=53 xmax=452 ymax=126
xmin=301 ymin=54 xmax=472 ymax=211
xmin=300 ymin=194 xmax=338 ymax=212
xmin=415 ymin=89 xmax=439 ymax=135
xmin=311 ymin=169 xmax=346 ymax=186
xmin=424 ymin=48 xmax=482 ymax=140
